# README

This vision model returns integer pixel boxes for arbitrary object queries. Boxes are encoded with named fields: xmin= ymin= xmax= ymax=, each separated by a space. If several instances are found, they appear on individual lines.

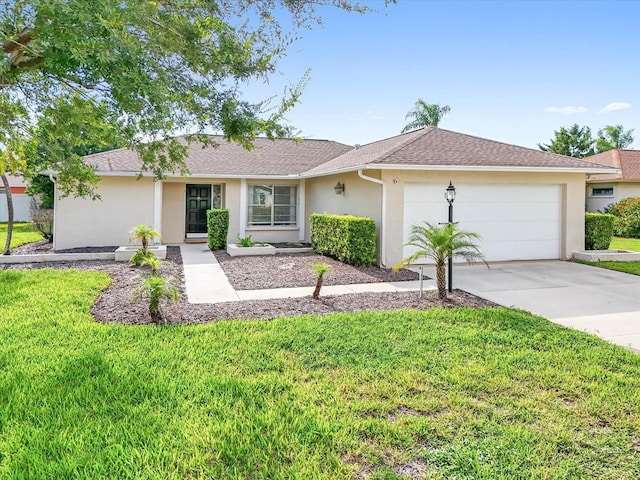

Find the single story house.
xmin=52 ymin=127 xmax=616 ymax=266
xmin=0 ymin=175 xmax=32 ymax=222
xmin=582 ymin=149 xmax=640 ymax=212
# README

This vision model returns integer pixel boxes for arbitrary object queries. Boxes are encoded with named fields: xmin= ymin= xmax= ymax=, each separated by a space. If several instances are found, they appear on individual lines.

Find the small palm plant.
xmin=311 ymin=262 xmax=331 ymax=299
xmin=131 ymin=274 xmax=179 ymax=324
xmin=393 ymin=222 xmax=487 ymax=299
xmin=129 ymin=224 xmax=160 ymax=250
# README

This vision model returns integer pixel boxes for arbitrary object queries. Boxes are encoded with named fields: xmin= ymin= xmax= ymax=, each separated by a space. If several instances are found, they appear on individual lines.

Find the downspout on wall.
xmin=357 ymin=169 xmax=386 ymax=267
xmin=49 ymin=173 xmax=57 ymax=250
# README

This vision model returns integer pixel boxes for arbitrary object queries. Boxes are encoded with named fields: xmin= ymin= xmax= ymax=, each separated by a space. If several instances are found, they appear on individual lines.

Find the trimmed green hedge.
xmin=311 ymin=213 xmax=376 ymax=266
xmin=207 ymin=209 xmax=229 ymax=250
xmin=606 ymin=197 xmax=640 ymax=238
xmin=585 ymin=212 xmax=614 ymax=250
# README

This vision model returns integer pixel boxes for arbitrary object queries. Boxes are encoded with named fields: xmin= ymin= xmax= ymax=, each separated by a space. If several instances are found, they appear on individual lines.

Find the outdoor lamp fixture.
xmin=334 ymin=182 xmax=345 ymax=195
xmin=445 ymin=181 xmax=456 ymax=293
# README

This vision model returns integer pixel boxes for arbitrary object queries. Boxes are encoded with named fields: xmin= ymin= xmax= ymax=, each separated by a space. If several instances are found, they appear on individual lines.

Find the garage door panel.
xmin=456 ymin=202 xmax=560 ymax=222
xmin=464 ymin=221 xmax=560 ymax=242
xmin=403 ymin=183 xmax=562 ymax=262
xmin=481 ymin=240 xmax=561 ymax=262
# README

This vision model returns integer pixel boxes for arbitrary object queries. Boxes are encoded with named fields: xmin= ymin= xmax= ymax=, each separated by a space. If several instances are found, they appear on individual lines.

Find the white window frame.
xmin=247 ymin=184 xmax=297 ymax=227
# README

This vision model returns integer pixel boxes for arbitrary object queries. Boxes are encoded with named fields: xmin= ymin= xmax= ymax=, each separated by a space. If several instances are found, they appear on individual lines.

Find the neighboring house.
xmin=582 ymin=149 xmax=640 ymax=212
xmin=0 ymin=175 xmax=32 ymax=222
xmin=52 ymin=127 xmax=616 ymax=266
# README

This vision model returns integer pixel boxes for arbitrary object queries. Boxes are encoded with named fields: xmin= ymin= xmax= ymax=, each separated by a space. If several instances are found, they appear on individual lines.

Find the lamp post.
xmin=445 ymin=181 xmax=456 ymax=293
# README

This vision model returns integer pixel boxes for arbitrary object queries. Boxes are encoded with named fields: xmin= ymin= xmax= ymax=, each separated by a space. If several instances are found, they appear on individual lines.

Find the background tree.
xmin=595 ymin=125 xmax=635 ymax=153
xmin=538 ymin=124 xmax=595 ymax=158
xmin=0 ymin=0 xmax=380 ymax=252
xmin=0 ymin=0 xmax=375 ymax=193
xmin=401 ymin=99 xmax=451 ymax=132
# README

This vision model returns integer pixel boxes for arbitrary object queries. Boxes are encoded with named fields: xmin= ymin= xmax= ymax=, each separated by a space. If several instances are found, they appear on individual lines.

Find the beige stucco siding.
xmin=54 ymin=176 xmax=155 ymax=250
xmin=586 ymin=182 xmax=640 ymax=212
xmin=382 ymin=170 xmax=586 ymax=267
xmin=161 ymin=181 xmax=185 ymax=244
xmin=306 ymin=171 xmax=383 ymax=242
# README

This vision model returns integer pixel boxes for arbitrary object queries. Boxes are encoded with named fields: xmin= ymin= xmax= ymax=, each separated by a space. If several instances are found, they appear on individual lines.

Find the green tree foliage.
xmin=595 ymin=125 xmax=635 ymax=153
xmin=538 ymin=124 xmax=595 ymax=158
xmin=25 ymin=174 xmax=53 ymax=209
xmin=393 ymin=222 xmax=487 ymax=299
xmin=401 ymin=99 xmax=451 ymax=132
xmin=0 ymin=0 xmax=376 ymax=194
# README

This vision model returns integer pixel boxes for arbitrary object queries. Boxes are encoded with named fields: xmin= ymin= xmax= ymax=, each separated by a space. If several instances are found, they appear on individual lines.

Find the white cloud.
xmin=372 ymin=115 xmax=384 ymax=120
xmin=544 ymin=106 xmax=588 ymax=114
xmin=599 ymin=102 xmax=631 ymax=113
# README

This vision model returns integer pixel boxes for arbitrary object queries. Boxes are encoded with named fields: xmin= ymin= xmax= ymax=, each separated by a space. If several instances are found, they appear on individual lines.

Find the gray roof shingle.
xmin=84 ymin=128 xmax=617 ymax=177
xmin=306 ymin=128 xmax=617 ymax=175
xmin=84 ymin=136 xmax=352 ymax=176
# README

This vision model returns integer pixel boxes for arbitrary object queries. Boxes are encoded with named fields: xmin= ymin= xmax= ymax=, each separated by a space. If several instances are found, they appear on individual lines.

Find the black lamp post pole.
xmin=448 ymin=200 xmax=453 ymax=293
xmin=445 ymin=181 xmax=456 ymax=293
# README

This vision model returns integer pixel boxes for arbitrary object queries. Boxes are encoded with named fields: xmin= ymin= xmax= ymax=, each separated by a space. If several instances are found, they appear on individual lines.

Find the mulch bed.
xmin=3 ymin=246 xmax=496 ymax=325
xmin=213 ymin=250 xmax=420 ymax=290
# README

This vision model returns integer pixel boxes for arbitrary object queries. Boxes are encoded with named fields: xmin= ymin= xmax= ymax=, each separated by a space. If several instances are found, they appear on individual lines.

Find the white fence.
xmin=0 ymin=192 xmax=32 ymax=222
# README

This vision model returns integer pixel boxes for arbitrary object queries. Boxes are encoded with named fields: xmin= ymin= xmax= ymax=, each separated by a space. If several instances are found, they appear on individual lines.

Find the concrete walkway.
xmin=180 ymin=244 xmax=239 ymax=303
xmin=179 ymin=244 xmax=433 ymax=304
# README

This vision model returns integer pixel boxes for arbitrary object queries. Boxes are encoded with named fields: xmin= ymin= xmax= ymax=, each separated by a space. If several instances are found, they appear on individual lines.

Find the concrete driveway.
xmin=448 ymin=261 xmax=640 ymax=352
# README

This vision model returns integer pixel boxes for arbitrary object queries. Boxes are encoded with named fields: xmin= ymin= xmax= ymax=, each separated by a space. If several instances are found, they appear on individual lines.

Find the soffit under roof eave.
xmin=92 ymin=171 xmax=302 ymax=180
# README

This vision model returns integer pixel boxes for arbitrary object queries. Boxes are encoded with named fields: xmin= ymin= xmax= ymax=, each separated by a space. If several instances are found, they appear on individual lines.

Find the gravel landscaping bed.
xmin=214 ymin=250 xmax=420 ymax=290
xmin=4 ymin=246 xmax=495 ymax=324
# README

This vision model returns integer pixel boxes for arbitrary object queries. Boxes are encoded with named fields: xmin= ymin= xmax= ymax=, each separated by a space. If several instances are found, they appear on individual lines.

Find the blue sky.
xmin=245 ymin=0 xmax=639 ymax=150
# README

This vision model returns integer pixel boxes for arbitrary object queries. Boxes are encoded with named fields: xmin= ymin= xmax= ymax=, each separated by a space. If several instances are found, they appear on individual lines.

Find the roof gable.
xmin=583 ymin=149 xmax=640 ymax=181
xmin=307 ymin=128 xmax=618 ymax=175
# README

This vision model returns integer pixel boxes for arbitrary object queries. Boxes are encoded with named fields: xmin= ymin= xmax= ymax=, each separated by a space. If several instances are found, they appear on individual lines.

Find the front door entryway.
xmin=186 ymin=184 xmax=212 ymax=235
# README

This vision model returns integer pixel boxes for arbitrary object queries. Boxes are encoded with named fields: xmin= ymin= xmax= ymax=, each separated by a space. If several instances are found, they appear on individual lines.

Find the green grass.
xmin=1 ymin=269 xmax=640 ymax=479
xmin=583 ymin=260 xmax=640 ymax=276
xmin=611 ymin=236 xmax=640 ymax=252
xmin=0 ymin=222 xmax=43 ymax=249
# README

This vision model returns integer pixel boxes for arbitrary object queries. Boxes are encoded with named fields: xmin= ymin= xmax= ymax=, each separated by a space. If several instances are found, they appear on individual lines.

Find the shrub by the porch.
xmin=207 ymin=209 xmax=229 ymax=250
xmin=585 ymin=212 xmax=614 ymax=250
xmin=311 ymin=213 xmax=376 ymax=266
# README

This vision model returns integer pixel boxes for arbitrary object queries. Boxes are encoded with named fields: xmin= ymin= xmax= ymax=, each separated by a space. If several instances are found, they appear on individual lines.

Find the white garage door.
xmin=403 ymin=183 xmax=562 ymax=262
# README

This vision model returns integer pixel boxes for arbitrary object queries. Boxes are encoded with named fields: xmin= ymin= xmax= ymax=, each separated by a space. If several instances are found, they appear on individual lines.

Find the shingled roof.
xmin=305 ymin=128 xmax=618 ymax=176
xmin=84 ymin=128 xmax=617 ymax=178
xmin=84 ymin=136 xmax=352 ymax=176
xmin=582 ymin=149 xmax=640 ymax=181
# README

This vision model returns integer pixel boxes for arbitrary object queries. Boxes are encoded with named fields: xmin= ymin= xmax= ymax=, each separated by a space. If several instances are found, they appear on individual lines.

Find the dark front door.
xmin=186 ymin=184 xmax=212 ymax=234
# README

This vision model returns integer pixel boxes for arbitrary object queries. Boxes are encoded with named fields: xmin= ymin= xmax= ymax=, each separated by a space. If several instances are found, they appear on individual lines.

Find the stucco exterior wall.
xmin=381 ymin=170 xmax=586 ymax=267
xmin=161 ymin=182 xmax=185 ymax=244
xmin=586 ymin=182 xmax=640 ymax=212
xmin=54 ymin=176 xmax=155 ymax=250
xmin=306 ymin=171 xmax=383 ymax=243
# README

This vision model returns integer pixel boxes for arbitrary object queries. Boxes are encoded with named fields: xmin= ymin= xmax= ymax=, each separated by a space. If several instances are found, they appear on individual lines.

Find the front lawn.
xmin=1 ymin=269 xmax=639 ymax=479
xmin=0 ymin=221 xmax=43 ymax=249
xmin=584 ymin=261 xmax=640 ymax=276
xmin=611 ymin=236 xmax=640 ymax=252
